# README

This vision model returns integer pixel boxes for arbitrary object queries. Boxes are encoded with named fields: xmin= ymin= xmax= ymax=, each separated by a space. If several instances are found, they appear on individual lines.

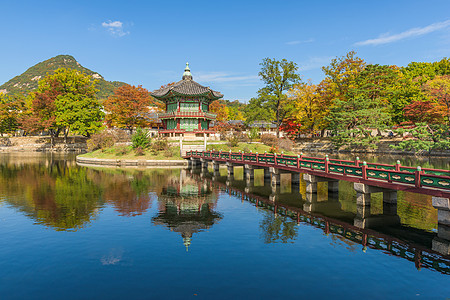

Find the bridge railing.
xmin=185 ymin=150 xmax=450 ymax=191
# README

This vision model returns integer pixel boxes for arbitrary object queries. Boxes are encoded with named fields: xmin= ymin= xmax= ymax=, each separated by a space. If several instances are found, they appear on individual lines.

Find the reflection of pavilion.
xmin=152 ymin=171 xmax=222 ymax=250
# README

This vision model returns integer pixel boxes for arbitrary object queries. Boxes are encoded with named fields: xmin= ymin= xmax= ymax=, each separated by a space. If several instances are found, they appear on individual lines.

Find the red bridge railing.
xmin=184 ymin=150 xmax=450 ymax=195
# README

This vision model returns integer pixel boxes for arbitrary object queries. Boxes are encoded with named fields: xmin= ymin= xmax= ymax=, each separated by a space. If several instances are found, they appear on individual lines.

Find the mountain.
xmin=0 ymin=55 xmax=127 ymax=99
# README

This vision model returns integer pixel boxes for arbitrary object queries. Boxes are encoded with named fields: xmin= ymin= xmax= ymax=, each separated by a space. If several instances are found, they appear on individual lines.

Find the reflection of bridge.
xmin=185 ymin=151 xmax=450 ymax=256
xmin=187 ymin=170 xmax=450 ymax=275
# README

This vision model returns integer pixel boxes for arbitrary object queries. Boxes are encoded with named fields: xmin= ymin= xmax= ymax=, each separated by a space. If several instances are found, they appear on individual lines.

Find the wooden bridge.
xmin=184 ymin=150 xmax=450 ymax=255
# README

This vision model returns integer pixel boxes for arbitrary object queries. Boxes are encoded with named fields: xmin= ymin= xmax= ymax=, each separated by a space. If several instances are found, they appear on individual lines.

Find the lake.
xmin=0 ymin=153 xmax=448 ymax=299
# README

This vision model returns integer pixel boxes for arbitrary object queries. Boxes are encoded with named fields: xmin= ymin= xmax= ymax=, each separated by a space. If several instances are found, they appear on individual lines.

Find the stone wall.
xmin=0 ymin=136 xmax=87 ymax=152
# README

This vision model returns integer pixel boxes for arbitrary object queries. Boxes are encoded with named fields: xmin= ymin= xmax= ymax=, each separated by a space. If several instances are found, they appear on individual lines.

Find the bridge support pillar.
xmin=200 ymin=158 xmax=208 ymax=170
xmin=269 ymin=167 xmax=280 ymax=186
xmin=303 ymin=174 xmax=339 ymax=194
xmin=244 ymin=178 xmax=254 ymax=194
xmin=226 ymin=162 xmax=234 ymax=177
xmin=432 ymin=197 xmax=450 ymax=247
xmin=189 ymin=157 xmax=201 ymax=168
xmin=212 ymin=161 xmax=220 ymax=172
xmin=354 ymin=183 xmax=397 ymax=206
xmin=244 ymin=164 xmax=254 ymax=181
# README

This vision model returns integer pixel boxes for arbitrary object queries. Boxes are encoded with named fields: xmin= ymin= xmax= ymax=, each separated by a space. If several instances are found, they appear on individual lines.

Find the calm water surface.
xmin=0 ymin=153 xmax=449 ymax=299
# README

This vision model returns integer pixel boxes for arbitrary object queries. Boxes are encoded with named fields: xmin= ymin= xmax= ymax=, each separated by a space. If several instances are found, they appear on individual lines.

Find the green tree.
xmin=391 ymin=123 xmax=450 ymax=155
xmin=324 ymin=61 xmax=393 ymax=149
xmin=244 ymin=96 xmax=276 ymax=125
xmin=258 ymin=58 xmax=301 ymax=137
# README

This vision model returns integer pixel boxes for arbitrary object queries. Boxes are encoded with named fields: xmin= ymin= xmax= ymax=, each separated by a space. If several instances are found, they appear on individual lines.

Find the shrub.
xmin=132 ymin=128 xmax=151 ymax=149
xmin=151 ymin=137 xmax=169 ymax=152
xmin=227 ymin=135 xmax=239 ymax=147
xmin=87 ymin=129 xmax=130 ymax=152
xmin=260 ymin=134 xmax=278 ymax=147
xmin=269 ymin=145 xmax=279 ymax=153
xmin=134 ymin=146 xmax=145 ymax=156
xmin=164 ymin=148 xmax=173 ymax=157
xmin=116 ymin=145 xmax=130 ymax=155
xmin=87 ymin=130 xmax=116 ymax=151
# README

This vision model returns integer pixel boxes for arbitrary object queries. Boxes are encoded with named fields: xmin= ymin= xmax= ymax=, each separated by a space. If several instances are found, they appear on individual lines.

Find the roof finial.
xmin=182 ymin=62 xmax=193 ymax=80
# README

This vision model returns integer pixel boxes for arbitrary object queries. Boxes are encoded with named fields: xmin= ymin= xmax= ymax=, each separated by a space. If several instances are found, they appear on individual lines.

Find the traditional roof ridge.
xmin=151 ymin=63 xmax=223 ymax=100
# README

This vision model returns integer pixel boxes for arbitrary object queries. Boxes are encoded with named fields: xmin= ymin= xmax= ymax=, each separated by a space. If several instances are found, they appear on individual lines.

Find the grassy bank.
xmin=206 ymin=142 xmax=297 ymax=155
xmin=79 ymin=145 xmax=182 ymax=160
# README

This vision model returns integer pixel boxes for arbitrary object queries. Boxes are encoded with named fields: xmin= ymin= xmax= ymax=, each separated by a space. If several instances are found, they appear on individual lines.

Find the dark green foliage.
xmin=391 ymin=123 xmax=450 ymax=155
xmin=131 ymin=128 xmax=150 ymax=149
xmin=0 ymin=55 xmax=126 ymax=99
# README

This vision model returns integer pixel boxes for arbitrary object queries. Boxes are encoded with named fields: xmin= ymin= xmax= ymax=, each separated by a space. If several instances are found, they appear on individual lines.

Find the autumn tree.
xmin=403 ymin=100 xmax=444 ymax=124
xmin=104 ymin=84 xmax=155 ymax=133
xmin=258 ymin=58 xmax=301 ymax=137
xmin=0 ymin=93 xmax=24 ymax=136
xmin=287 ymin=80 xmax=328 ymax=134
xmin=22 ymin=68 xmax=103 ymax=139
xmin=423 ymin=75 xmax=450 ymax=124
xmin=209 ymin=100 xmax=229 ymax=122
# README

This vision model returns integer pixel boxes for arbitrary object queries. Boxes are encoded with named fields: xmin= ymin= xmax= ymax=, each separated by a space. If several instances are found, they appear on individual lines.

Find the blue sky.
xmin=1 ymin=0 xmax=449 ymax=101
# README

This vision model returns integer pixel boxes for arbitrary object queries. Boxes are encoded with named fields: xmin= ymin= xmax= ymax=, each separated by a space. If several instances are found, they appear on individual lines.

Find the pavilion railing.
xmin=158 ymin=111 xmax=217 ymax=119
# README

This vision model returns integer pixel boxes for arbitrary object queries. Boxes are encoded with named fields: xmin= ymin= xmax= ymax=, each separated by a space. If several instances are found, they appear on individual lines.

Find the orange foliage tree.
xmin=210 ymin=100 xmax=229 ymax=122
xmin=423 ymin=75 xmax=450 ymax=124
xmin=104 ymin=84 xmax=156 ymax=133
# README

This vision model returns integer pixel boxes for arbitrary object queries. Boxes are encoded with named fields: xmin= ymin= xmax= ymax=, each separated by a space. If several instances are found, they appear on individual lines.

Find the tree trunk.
xmin=276 ymin=101 xmax=280 ymax=138
xmin=64 ymin=128 xmax=69 ymax=144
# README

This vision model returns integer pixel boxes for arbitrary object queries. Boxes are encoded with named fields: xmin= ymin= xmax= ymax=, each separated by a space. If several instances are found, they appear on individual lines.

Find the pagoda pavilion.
xmin=151 ymin=63 xmax=223 ymax=137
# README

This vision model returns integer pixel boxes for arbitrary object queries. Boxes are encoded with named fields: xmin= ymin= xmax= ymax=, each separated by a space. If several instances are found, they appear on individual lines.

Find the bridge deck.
xmin=184 ymin=151 xmax=450 ymax=198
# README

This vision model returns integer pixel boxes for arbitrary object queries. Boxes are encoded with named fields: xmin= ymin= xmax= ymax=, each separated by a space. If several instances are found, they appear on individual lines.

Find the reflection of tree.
xmin=260 ymin=212 xmax=298 ymax=244
xmin=0 ymin=158 xmax=103 ymax=231
xmin=91 ymin=168 xmax=179 ymax=217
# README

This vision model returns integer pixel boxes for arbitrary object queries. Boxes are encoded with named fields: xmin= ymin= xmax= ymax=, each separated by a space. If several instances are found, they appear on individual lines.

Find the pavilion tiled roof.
xmin=151 ymin=63 xmax=223 ymax=100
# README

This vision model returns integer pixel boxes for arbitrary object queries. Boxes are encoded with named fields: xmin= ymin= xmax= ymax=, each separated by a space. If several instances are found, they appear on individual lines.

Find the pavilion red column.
xmin=177 ymin=119 xmax=180 ymax=130
xmin=198 ymin=119 xmax=201 ymax=130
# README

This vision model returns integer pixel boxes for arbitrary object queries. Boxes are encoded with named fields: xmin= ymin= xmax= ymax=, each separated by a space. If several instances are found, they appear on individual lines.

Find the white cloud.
xmin=286 ymin=38 xmax=314 ymax=45
xmin=299 ymin=56 xmax=334 ymax=71
xmin=102 ymin=20 xmax=129 ymax=37
xmin=355 ymin=20 xmax=450 ymax=46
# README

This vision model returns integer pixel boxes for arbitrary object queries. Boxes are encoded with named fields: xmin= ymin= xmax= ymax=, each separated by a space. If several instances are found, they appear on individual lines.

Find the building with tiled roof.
xmin=151 ymin=63 xmax=223 ymax=137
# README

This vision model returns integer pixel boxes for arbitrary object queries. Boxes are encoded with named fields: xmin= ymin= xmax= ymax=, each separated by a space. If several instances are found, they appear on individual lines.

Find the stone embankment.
xmin=0 ymin=136 xmax=87 ymax=152
xmin=294 ymin=138 xmax=450 ymax=156
xmin=76 ymin=156 xmax=187 ymax=167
